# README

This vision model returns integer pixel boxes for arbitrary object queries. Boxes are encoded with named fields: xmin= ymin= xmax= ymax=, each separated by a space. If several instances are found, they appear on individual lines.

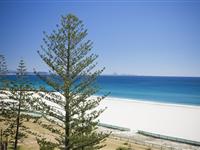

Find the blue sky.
xmin=0 ymin=0 xmax=200 ymax=77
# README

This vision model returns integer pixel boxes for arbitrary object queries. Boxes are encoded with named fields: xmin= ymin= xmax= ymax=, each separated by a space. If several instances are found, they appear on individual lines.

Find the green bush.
xmin=116 ymin=146 xmax=131 ymax=150
xmin=36 ymin=138 xmax=57 ymax=150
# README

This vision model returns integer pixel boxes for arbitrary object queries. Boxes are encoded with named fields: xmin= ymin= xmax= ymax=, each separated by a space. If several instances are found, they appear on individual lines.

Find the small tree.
xmin=2 ymin=59 xmax=41 ymax=150
xmin=0 ymin=54 xmax=8 ymax=115
xmin=0 ymin=54 xmax=8 ymax=94
xmin=36 ymin=137 xmax=58 ymax=150
xmin=37 ymin=14 xmax=109 ymax=150
xmin=0 ymin=54 xmax=7 ymax=76
xmin=0 ymin=54 xmax=11 ymax=150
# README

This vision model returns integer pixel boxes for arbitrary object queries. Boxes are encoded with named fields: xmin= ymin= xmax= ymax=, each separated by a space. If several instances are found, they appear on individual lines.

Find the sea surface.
xmin=1 ymin=75 xmax=200 ymax=106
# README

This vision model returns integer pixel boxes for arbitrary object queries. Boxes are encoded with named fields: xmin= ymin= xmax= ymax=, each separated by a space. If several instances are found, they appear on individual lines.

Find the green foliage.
xmin=0 ymin=129 xmax=9 ymax=150
xmin=0 ymin=54 xmax=8 ymax=91
xmin=1 ymin=59 xmax=43 ymax=150
xmin=37 ymin=14 xmax=109 ymax=150
xmin=116 ymin=147 xmax=131 ymax=150
xmin=0 ymin=54 xmax=7 ymax=76
xmin=36 ymin=137 xmax=58 ymax=150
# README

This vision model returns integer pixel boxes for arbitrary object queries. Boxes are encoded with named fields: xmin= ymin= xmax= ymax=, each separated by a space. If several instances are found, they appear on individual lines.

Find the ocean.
xmin=1 ymin=75 xmax=200 ymax=106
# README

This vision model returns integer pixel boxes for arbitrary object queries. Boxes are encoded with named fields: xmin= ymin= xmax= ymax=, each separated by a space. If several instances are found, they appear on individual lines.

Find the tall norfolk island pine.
xmin=37 ymin=14 xmax=109 ymax=149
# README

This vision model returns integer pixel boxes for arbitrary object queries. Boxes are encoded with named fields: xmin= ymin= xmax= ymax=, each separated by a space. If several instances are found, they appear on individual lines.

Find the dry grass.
xmin=0 ymin=117 xmax=153 ymax=150
xmin=102 ymin=138 xmax=155 ymax=150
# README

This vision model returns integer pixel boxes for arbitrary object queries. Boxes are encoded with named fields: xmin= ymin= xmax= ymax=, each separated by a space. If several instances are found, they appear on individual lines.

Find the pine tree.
xmin=14 ymin=59 xmax=28 ymax=150
xmin=0 ymin=55 xmax=7 ymax=76
xmin=0 ymin=54 xmax=8 ymax=90
xmin=0 ymin=54 xmax=8 ymax=150
xmin=0 ymin=54 xmax=8 ymax=114
xmin=37 ymin=14 xmax=109 ymax=150
xmin=2 ymin=59 xmax=41 ymax=150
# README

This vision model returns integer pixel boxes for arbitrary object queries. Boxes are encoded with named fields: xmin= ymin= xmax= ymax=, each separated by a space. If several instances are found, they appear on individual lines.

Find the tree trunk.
xmin=5 ymin=137 xmax=7 ymax=150
xmin=65 ymin=94 xmax=70 ymax=150
xmin=65 ymin=23 xmax=71 ymax=150
xmin=1 ymin=129 xmax=3 ymax=150
xmin=14 ymin=91 xmax=22 ymax=150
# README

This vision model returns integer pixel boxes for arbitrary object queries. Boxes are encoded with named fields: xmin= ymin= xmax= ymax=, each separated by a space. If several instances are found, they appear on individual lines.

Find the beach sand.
xmin=1 ymin=91 xmax=200 ymax=142
xmin=98 ymin=97 xmax=200 ymax=142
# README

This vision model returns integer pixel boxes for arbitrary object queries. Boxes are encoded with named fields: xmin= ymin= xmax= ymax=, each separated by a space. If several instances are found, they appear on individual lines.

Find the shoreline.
xmin=96 ymin=95 xmax=200 ymax=109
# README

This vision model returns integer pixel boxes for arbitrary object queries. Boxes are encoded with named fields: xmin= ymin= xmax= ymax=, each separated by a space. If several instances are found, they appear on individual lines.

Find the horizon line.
xmin=4 ymin=71 xmax=200 ymax=78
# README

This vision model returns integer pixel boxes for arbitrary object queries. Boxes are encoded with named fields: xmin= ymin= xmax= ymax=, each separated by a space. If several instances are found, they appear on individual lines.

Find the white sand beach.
xmin=1 ymin=91 xmax=200 ymax=142
xmin=98 ymin=97 xmax=200 ymax=142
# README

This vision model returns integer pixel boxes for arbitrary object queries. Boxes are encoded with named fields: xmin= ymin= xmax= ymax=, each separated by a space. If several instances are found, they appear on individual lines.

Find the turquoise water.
xmin=97 ymin=76 xmax=200 ymax=106
xmin=1 ymin=75 xmax=200 ymax=106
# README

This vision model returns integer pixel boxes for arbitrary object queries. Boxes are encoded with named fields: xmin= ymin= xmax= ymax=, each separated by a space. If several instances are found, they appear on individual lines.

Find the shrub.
xmin=116 ymin=146 xmax=131 ymax=150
